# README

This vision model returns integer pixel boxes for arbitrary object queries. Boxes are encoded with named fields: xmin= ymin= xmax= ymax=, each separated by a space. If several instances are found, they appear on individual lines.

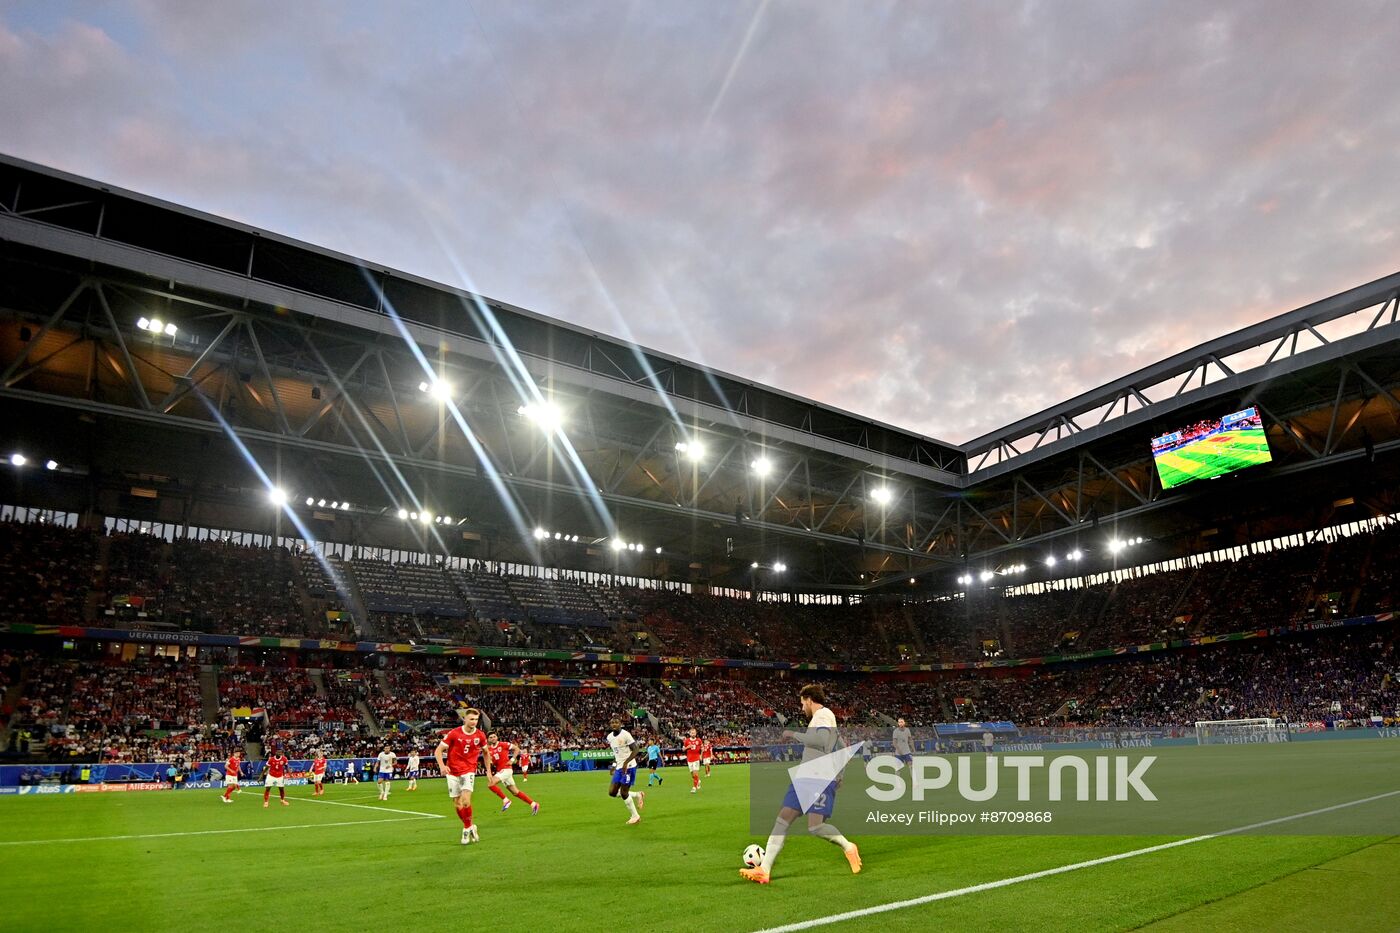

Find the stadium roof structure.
xmin=2 ymin=152 xmax=1399 ymax=594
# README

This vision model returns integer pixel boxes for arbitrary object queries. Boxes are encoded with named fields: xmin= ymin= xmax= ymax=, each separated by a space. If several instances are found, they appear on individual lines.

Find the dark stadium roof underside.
xmin=2 ymin=153 xmax=1399 ymax=593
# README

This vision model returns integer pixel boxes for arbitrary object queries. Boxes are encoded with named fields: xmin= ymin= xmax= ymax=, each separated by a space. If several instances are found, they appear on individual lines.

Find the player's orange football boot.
xmin=739 ymin=867 xmax=770 ymax=884
xmin=844 ymin=844 xmax=862 ymax=874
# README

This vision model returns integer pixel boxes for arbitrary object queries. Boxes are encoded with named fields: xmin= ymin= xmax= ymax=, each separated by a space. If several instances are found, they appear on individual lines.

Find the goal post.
xmin=1194 ymin=717 xmax=1289 ymax=745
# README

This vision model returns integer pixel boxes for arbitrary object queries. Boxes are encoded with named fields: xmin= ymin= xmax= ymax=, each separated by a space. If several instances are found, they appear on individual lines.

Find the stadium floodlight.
xmin=871 ymin=486 xmax=893 ymax=506
xmin=409 ymin=511 xmax=419 ymax=520
xmin=330 ymin=501 xmax=340 ymax=509
xmin=398 ymin=509 xmax=409 ymax=520
xmin=979 ymin=570 xmax=994 ymax=582
xmin=654 ymin=546 xmax=662 ymax=554
xmin=317 ymin=499 xmax=327 ymax=507
xmin=9 ymin=453 xmax=26 ymax=467
xmin=751 ymin=562 xmax=759 ymax=569
xmin=554 ymin=531 xmax=562 ymax=539
xmin=1069 ymin=549 xmax=1083 ymax=560
xmin=909 ymin=577 xmax=916 ymax=584
xmin=420 ymin=512 xmax=433 ymax=524
xmin=1109 ymin=539 xmax=1126 ymax=553
xmin=268 ymin=488 xmax=288 ymax=506
xmin=306 ymin=497 xmax=315 ymax=506
xmin=518 ymin=401 xmax=564 ymax=432
xmin=149 ymin=318 xmax=163 ymax=334
xmin=534 ymin=527 xmax=548 ymax=539
xmin=956 ymin=574 xmax=971 ymax=585
xmin=419 ymin=379 xmax=453 ymax=401
xmin=341 ymin=501 xmax=351 ymax=511
xmin=137 ymin=317 xmax=150 ymax=330
xmin=164 ymin=322 xmax=178 ymax=336
xmin=751 ymin=457 xmax=773 ymax=477
xmin=675 ymin=440 xmax=705 ymax=462
xmin=1045 ymin=555 xmax=1057 ymax=567
xmin=774 ymin=562 xmax=787 ymax=573
xmin=611 ymin=539 xmax=626 ymax=551
xmin=45 ymin=460 xmax=58 ymax=471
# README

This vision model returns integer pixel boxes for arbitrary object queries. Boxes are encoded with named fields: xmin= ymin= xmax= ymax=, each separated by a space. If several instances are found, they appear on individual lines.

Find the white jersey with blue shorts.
xmin=607 ymin=728 xmax=638 ymax=787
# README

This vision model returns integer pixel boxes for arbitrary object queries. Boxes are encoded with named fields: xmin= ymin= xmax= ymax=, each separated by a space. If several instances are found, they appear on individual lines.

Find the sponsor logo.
xmin=73 ymin=782 xmax=173 ymax=793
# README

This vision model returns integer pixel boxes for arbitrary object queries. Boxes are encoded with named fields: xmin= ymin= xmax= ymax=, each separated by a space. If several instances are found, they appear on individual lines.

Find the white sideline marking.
xmin=0 ymin=815 xmax=438 ymax=846
xmin=752 ymin=789 xmax=1400 ymax=932
xmin=295 ymin=793 xmax=445 ymax=819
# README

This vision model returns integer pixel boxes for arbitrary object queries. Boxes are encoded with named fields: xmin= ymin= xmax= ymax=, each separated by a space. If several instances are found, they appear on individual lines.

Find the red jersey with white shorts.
xmin=225 ymin=756 xmax=241 ymax=781
xmin=311 ymin=758 xmax=327 ymax=776
xmin=487 ymin=743 xmax=512 ymax=773
xmin=266 ymin=755 xmax=288 ymax=778
xmin=700 ymin=741 xmax=713 ymax=760
xmin=442 ymin=726 xmax=489 ymax=776
xmin=518 ymin=750 xmax=531 ymax=769
xmin=684 ymin=737 xmax=702 ymax=763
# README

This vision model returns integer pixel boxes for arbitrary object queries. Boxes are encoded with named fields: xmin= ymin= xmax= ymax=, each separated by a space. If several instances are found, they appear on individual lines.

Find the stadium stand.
xmin=0 ymin=521 xmax=96 ymax=626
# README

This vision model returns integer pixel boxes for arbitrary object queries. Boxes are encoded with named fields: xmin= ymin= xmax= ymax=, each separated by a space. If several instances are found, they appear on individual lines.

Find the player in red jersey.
xmin=517 ymin=745 xmax=531 ymax=782
xmin=435 ymin=707 xmax=492 ymax=845
xmin=220 ymin=750 xmax=242 ymax=802
xmin=262 ymin=748 xmax=291 ymax=807
xmin=310 ymin=752 xmax=328 ymax=796
xmin=683 ymin=727 xmax=702 ymax=793
xmin=701 ymin=737 xmax=714 ymax=777
xmin=485 ymin=733 xmax=539 ymax=814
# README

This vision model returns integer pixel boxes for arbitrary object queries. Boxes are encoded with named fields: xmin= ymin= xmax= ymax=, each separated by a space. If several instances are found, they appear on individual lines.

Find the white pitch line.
xmin=294 ymin=794 xmax=445 ymax=819
xmin=0 ymin=815 xmax=438 ymax=847
xmin=753 ymin=789 xmax=1400 ymax=933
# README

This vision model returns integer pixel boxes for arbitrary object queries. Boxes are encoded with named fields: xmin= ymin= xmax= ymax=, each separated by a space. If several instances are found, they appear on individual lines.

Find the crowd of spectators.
xmin=3 ymin=616 xmax=1396 ymax=765
xmin=217 ymin=667 xmax=356 ymax=727
xmin=0 ymin=521 xmax=96 ymax=625
xmin=5 ymin=518 xmax=1400 ymax=668
xmin=166 ymin=540 xmax=338 ymax=638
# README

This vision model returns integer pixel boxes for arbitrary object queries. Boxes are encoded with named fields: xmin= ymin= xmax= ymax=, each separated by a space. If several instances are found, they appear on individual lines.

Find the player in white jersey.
xmin=892 ymin=718 xmax=914 ymax=768
xmin=605 ymin=716 xmax=646 ymax=825
xmin=406 ymin=750 xmax=421 ymax=791
xmin=375 ymin=745 xmax=395 ymax=800
xmin=740 ymin=684 xmax=861 ymax=884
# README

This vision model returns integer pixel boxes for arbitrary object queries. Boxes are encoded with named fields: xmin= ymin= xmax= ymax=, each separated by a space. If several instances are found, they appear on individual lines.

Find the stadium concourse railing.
xmin=0 ymin=610 xmax=1395 ymax=673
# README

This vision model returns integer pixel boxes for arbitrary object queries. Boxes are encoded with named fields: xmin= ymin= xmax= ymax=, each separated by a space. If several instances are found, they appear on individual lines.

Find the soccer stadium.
xmin=3 ymin=7 xmax=1400 ymax=932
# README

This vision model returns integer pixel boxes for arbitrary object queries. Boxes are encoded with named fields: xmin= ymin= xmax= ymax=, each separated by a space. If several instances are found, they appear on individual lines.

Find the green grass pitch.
xmin=3 ymin=759 xmax=1399 ymax=931
xmin=1154 ymin=427 xmax=1272 ymax=490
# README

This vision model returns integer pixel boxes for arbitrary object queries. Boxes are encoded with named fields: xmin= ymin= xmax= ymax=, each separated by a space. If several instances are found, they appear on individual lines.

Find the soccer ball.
xmin=742 ymin=844 xmax=765 ymax=868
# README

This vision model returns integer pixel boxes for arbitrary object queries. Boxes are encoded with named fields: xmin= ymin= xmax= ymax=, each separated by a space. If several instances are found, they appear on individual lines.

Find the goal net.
xmin=1194 ymin=717 xmax=1289 ymax=745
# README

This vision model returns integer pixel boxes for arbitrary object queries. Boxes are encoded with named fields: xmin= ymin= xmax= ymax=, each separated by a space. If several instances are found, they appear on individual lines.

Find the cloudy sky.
xmin=3 ymin=1 xmax=1398 ymax=443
